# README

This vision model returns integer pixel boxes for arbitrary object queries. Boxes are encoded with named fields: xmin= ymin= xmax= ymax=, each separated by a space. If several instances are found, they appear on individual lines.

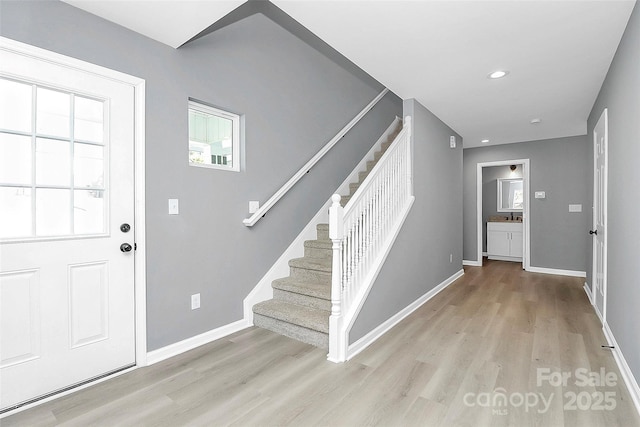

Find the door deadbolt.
xmin=120 ymin=223 xmax=131 ymax=233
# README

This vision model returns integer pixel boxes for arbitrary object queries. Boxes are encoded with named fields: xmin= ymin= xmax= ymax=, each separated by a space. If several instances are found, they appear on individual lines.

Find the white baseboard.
xmin=602 ymin=322 xmax=640 ymax=417
xmin=594 ymin=300 xmax=605 ymax=324
xmin=583 ymin=282 xmax=594 ymax=305
xmin=146 ymin=319 xmax=250 ymax=365
xmin=346 ymin=268 xmax=464 ymax=360
xmin=463 ymin=260 xmax=482 ymax=267
xmin=583 ymin=281 xmax=604 ymax=324
xmin=527 ymin=266 xmax=586 ymax=278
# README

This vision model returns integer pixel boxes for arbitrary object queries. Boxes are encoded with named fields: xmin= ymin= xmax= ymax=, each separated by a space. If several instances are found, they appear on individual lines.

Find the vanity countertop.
xmin=488 ymin=215 xmax=523 ymax=223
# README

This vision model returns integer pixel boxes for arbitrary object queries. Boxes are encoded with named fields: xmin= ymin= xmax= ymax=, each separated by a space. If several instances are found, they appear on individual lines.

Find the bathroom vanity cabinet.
xmin=487 ymin=221 xmax=523 ymax=262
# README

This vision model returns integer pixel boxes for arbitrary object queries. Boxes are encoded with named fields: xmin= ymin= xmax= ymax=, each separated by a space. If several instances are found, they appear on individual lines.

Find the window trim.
xmin=188 ymin=100 xmax=241 ymax=172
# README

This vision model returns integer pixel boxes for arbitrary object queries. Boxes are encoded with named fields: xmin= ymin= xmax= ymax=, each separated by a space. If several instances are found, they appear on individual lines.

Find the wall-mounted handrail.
xmin=243 ymin=88 xmax=389 ymax=227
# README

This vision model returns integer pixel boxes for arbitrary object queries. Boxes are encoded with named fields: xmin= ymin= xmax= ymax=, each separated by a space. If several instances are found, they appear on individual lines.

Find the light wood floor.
xmin=4 ymin=260 xmax=640 ymax=426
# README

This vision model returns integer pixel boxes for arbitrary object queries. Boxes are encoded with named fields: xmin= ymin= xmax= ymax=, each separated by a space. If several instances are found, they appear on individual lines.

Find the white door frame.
xmin=475 ymin=159 xmax=531 ymax=269
xmin=0 ymin=37 xmax=147 ymax=368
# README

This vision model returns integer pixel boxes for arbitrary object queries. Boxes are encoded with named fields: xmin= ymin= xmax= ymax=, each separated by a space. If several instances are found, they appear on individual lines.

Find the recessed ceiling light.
xmin=488 ymin=70 xmax=509 ymax=79
xmin=481 ymin=139 xmax=490 ymax=144
xmin=530 ymin=118 xmax=542 ymax=124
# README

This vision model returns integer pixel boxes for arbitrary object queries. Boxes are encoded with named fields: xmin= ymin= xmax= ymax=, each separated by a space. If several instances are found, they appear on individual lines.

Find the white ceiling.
xmin=62 ymin=0 xmax=636 ymax=148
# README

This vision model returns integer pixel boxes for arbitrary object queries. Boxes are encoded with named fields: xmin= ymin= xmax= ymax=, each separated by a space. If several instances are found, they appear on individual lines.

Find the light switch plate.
xmin=191 ymin=293 xmax=200 ymax=310
xmin=449 ymin=136 xmax=456 ymax=148
xmin=569 ymin=204 xmax=582 ymax=212
xmin=168 ymin=198 xmax=179 ymax=215
xmin=535 ymin=191 xmax=546 ymax=199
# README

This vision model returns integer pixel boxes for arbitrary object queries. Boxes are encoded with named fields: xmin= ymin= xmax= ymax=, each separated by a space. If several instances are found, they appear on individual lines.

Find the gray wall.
xmin=482 ymin=165 xmax=523 ymax=252
xmin=587 ymin=3 xmax=640 ymax=386
xmin=350 ymin=99 xmax=463 ymax=343
xmin=0 ymin=1 xmax=402 ymax=350
xmin=463 ymin=136 xmax=590 ymax=271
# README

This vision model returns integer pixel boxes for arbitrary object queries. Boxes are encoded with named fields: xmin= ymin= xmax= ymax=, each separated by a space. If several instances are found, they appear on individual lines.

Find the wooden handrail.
xmin=243 ymin=88 xmax=389 ymax=226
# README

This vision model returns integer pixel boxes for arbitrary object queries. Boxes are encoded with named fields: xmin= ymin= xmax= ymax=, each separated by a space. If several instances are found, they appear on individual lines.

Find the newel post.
xmin=328 ymin=194 xmax=346 ymax=362
xmin=404 ymin=115 xmax=413 ymax=197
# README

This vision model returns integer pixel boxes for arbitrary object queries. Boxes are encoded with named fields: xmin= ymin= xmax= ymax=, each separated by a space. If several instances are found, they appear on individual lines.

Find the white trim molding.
xmin=463 ymin=260 xmax=482 ymax=267
xmin=602 ymin=322 xmax=640 ymax=417
xmin=526 ymin=266 xmax=586 ymax=278
xmin=146 ymin=319 xmax=250 ymax=365
xmin=346 ymin=269 xmax=464 ymax=361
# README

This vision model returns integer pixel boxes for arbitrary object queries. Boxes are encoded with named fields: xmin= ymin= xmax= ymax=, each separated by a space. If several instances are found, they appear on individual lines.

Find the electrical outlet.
xmin=249 ymin=201 xmax=260 ymax=214
xmin=191 ymin=293 xmax=200 ymax=310
xmin=449 ymin=136 xmax=456 ymax=149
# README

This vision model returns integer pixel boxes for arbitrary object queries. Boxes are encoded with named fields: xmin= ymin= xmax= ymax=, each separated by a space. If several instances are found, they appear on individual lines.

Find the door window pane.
xmin=0 ymin=187 xmax=32 ymax=238
xmin=36 ymin=138 xmax=70 ymax=186
xmin=0 ymin=80 xmax=109 ymax=241
xmin=36 ymin=87 xmax=70 ymax=138
xmin=74 ymin=189 xmax=105 ymax=235
xmin=74 ymin=97 xmax=103 ymax=143
xmin=0 ymin=79 xmax=32 ymax=133
xmin=0 ymin=133 xmax=32 ymax=185
xmin=36 ymin=189 xmax=70 ymax=236
xmin=74 ymin=143 xmax=104 ymax=188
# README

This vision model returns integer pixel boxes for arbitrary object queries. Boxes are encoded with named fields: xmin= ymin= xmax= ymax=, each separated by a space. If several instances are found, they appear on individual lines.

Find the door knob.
xmin=120 ymin=243 xmax=133 ymax=252
xmin=589 ymin=230 xmax=598 ymax=235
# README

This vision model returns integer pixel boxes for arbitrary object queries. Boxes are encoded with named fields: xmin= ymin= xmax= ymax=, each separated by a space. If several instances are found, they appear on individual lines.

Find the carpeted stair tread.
xmin=304 ymin=239 xmax=332 ymax=259
xmin=272 ymin=276 xmax=331 ymax=300
xmin=253 ymin=300 xmax=329 ymax=334
xmin=289 ymin=256 xmax=332 ymax=273
xmin=316 ymin=223 xmax=329 ymax=240
xmin=304 ymin=239 xmax=332 ymax=250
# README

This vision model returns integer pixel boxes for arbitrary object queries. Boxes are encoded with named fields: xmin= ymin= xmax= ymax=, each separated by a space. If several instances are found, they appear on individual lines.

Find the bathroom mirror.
xmin=497 ymin=178 xmax=524 ymax=212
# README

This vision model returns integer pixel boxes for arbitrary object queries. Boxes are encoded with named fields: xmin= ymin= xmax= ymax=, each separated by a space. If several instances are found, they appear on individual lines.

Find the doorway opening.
xmin=475 ymin=159 xmax=530 ymax=269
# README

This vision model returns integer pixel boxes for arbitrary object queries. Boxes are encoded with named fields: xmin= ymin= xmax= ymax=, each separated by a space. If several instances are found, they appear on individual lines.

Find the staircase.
xmin=252 ymin=126 xmax=401 ymax=349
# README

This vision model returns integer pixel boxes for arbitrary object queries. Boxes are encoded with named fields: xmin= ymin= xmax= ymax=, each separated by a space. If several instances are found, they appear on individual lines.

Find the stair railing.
xmin=328 ymin=116 xmax=413 ymax=362
xmin=243 ymin=88 xmax=389 ymax=227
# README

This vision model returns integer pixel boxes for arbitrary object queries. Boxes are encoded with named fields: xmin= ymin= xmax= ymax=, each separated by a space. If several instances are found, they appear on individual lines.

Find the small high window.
xmin=188 ymin=100 xmax=240 ymax=172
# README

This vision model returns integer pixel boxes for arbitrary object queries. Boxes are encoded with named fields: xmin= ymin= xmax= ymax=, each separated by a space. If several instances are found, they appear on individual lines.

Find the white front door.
xmin=0 ymin=45 xmax=136 ymax=411
xmin=592 ymin=108 xmax=608 ymax=323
